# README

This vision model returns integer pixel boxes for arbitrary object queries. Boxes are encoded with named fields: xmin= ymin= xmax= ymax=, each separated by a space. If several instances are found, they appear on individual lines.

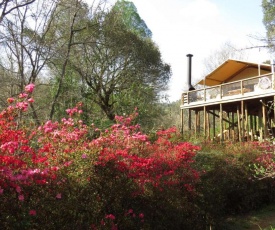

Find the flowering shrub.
xmin=195 ymin=141 xmax=275 ymax=228
xmin=251 ymin=141 xmax=275 ymax=179
xmin=3 ymin=85 xmax=275 ymax=229
xmin=94 ymin=115 xmax=200 ymax=193
xmin=0 ymin=85 xmax=202 ymax=229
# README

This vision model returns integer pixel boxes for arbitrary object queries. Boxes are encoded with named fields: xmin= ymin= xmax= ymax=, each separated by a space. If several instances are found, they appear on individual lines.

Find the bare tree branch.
xmin=0 ymin=0 xmax=36 ymax=23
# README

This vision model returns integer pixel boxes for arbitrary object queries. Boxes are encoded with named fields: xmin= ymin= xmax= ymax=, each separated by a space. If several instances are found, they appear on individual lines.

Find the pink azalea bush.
xmin=0 ymin=84 xmax=202 ymax=229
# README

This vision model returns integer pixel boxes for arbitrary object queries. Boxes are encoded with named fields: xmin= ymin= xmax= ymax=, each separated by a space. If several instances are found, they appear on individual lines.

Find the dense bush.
xmin=195 ymin=142 xmax=275 ymax=228
xmin=0 ymin=85 xmax=202 ymax=229
xmin=1 ymin=85 xmax=275 ymax=229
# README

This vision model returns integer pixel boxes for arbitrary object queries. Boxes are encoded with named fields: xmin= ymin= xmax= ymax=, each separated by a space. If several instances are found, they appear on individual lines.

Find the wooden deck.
xmin=181 ymin=73 xmax=274 ymax=109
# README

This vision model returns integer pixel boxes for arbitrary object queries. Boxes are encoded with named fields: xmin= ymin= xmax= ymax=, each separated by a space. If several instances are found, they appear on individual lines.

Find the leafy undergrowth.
xmin=223 ymin=204 xmax=275 ymax=230
xmin=0 ymin=84 xmax=203 ymax=229
xmin=2 ymin=84 xmax=275 ymax=229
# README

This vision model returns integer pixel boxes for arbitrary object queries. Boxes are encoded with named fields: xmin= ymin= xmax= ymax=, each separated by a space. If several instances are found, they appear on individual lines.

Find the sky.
xmin=87 ymin=0 xmax=269 ymax=102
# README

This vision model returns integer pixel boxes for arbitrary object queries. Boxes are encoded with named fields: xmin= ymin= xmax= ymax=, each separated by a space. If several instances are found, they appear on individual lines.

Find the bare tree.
xmin=0 ymin=0 xmax=58 ymax=124
xmin=0 ymin=0 xmax=36 ymax=23
xmin=46 ymin=0 xmax=106 ymax=120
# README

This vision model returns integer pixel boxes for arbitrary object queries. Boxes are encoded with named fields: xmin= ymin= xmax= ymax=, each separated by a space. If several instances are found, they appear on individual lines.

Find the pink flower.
xmin=25 ymin=83 xmax=35 ymax=93
xmin=56 ymin=193 xmax=62 ymax=199
xmin=7 ymin=97 xmax=15 ymax=103
xmin=105 ymin=214 xmax=115 ymax=220
xmin=29 ymin=210 xmax=36 ymax=216
xmin=0 ymin=187 xmax=3 ymax=194
xmin=81 ymin=154 xmax=87 ymax=159
xmin=19 ymin=93 xmax=28 ymax=98
xmin=111 ymin=224 xmax=118 ymax=230
xmin=139 ymin=213 xmax=144 ymax=218
xmin=16 ymin=101 xmax=28 ymax=111
xmin=28 ymin=98 xmax=35 ymax=103
xmin=16 ymin=186 xmax=21 ymax=193
xmin=18 ymin=194 xmax=24 ymax=201
xmin=65 ymin=108 xmax=72 ymax=115
xmin=64 ymin=161 xmax=72 ymax=167
xmin=128 ymin=209 xmax=133 ymax=214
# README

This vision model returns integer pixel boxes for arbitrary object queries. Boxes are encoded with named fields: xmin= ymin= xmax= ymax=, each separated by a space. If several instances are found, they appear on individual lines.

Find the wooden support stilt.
xmin=226 ymin=112 xmax=230 ymax=140
xmin=259 ymin=107 xmax=263 ymax=141
xmin=255 ymin=114 xmax=258 ymax=137
xmin=220 ymin=104 xmax=223 ymax=143
xmin=188 ymin=109 xmax=192 ymax=131
xmin=204 ymin=106 xmax=207 ymax=138
xmin=262 ymin=100 xmax=267 ymax=140
xmin=195 ymin=111 xmax=198 ymax=137
xmin=207 ymin=111 xmax=210 ymax=140
xmin=181 ymin=109 xmax=184 ymax=134
xmin=250 ymin=114 xmax=254 ymax=141
xmin=213 ymin=110 xmax=216 ymax=138
xmin=232 ymin=112 xmax=235 ymax=141
xmin=245 ymin=102 xmax=249 ymax=141
xmin=237 ymin=105 xmax=241 ymax=142
xmin=241 ymin=100 xmax=244 ymax=142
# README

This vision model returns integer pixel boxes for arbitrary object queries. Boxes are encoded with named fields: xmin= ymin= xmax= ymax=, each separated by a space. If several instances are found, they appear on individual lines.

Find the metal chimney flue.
xmin=187 ymin=54 xmax=195 ymax=91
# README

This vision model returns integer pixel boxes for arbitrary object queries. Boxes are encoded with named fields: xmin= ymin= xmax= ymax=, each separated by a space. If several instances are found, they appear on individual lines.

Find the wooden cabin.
xmin=180 ymin=57 xmax=275 ymax=142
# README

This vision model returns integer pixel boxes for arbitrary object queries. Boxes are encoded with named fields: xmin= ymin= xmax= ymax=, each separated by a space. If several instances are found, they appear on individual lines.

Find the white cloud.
xmin=180 ymin=0 xmax=220 ymax=24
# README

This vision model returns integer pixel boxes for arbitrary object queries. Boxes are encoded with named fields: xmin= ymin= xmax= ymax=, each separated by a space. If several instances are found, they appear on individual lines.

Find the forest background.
xmin=2 ymin=1 xmax=275 ymax=229
xmin=1 ymin=0 xmax=273 ymax=133
xmin=0 ymin=0 xmax=179 ymax=133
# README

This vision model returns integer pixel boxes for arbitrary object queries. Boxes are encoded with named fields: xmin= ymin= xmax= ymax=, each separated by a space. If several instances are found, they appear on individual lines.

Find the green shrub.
xmin=195 ymin=142 xmax=275 ymax=228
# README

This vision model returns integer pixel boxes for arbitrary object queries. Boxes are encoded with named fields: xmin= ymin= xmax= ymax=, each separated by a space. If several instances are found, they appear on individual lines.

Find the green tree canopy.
xmin=0 ymin=0 xmax=172 ymax=131
xmin=112 ymin=0 xmax=152 ymax=38
xmin=262 ymin=0 xmax=275 ymax=51
xmin=70 ymin=6 xmax=171 ymax=126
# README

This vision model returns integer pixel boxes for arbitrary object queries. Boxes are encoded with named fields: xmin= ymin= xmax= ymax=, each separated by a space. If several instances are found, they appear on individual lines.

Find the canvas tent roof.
xmin=197 ymin=59 xmax=272 ymax=86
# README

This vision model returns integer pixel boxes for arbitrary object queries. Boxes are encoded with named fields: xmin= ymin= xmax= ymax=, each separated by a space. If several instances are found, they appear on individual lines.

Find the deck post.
xmin=241 ymin=101 xmax=244 ymax=141
xmin=204 ymin=106 xmax=207 ymax=138
xmin=258 ymin=109 xmax=263 ymax=141
xmin=237 ymin=105 xmax=241 ymax=142
xmin=181 ymin=109 xmax=184 ymax=134
xmin=195 ymin=110 xmax=199 ymax=137
xmin=220 ymin=103 xmax=223 ymax=143
xmin=227 ymin=112 xmax=230 ymax=140
xmin=207 ymin=111 xmax=210 ymax=140
xmin=188 ymin=109 xmax=192 ymax=131
xmin=250 ymin=114 xmax=254 ymax=141
xmin=255 ymin=115 xmax=258 ymax=138
xmin=213 ymin=110 xmax=216 ymax=138
xmin=232 ymin=112 xmax=235 ymax=141
xmin=262 ymin=100 xmax=267 ymax=140
xmin=245 ymin=103 xmax=249 ymax=141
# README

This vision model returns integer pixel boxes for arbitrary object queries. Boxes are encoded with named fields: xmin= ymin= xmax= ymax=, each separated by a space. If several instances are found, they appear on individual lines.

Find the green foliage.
xmin=262 ymin=0 xmax=275 ymax=51
xmin=65 ymin=3 xmax=171 ymax=127
xmin=112 ymin=0 xmax=152 ymax=38
xmin=3 ymin=88 xmax=275 ymax=228
xmin=195 ymin=142 xmax=275 ymax=228
xmin=0 ymin=90 xmax=202 ymax=229
xmin=0 ymin=0 xmax=171 ymax=129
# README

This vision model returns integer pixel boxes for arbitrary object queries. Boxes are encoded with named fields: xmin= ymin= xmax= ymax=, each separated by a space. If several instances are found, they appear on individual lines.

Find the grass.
xmin=222 ymin=204 xmax=275 ymax=230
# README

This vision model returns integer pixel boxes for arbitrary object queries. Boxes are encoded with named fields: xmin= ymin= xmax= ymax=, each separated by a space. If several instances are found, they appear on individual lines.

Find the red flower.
xmin=7 ymin=98 xmax=14 ymax=104
xmin=29 ymin=210 xmax=36 ymax=216
xmin=105 ymin=214 xmax=115 ymax=220
xmin=25 ymin=83 xmax=35 ymax=93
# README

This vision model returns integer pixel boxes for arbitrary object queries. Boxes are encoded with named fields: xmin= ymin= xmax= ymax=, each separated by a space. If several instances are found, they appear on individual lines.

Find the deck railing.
xmin=182 ymin=73 xmax=274 ymax=105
